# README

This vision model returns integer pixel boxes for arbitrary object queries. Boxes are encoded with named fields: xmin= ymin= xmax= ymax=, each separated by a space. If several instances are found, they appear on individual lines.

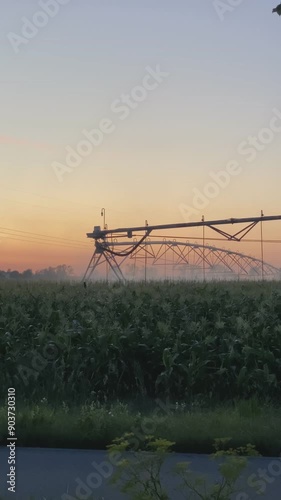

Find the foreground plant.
xmin=107 ymin=433 xmax=173 ymax=499
xmin=107 ymin=434 xmax=260 ymax=500
xmin=174 ymin=438 xmax=260 ymax=499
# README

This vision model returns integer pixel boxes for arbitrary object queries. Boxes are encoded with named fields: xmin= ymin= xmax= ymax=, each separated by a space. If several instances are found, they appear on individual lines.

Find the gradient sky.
xmin=1 ymin=0 xmax=281 ymax=273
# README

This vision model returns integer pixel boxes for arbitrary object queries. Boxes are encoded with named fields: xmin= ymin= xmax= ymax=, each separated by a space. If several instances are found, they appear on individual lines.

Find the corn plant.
xmin=1 ymin=281 xmax=281 ymax=404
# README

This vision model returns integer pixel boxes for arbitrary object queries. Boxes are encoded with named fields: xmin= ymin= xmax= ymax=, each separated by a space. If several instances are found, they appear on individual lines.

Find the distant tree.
xmin=9 ymin=270 xmax=21 ymax=279
xmin=35 ymin=267 xmax=56 ymax=280
xmin=55 ymin=265 xmax=74 ymax=279
xmin=0 ymin=265 xmax=74 ymax=281
xmin=35 ymin=265 xmax=74 ymax=281
xmin=22 ymin=269 xmax=33 ymax=280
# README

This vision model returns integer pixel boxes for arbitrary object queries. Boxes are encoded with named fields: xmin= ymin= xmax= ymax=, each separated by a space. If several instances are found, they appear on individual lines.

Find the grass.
xmin=0 ymin=398 xmax=280 ymax=456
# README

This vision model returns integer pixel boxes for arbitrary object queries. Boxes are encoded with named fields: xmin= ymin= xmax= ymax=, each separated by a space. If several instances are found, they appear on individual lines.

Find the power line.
xmin=0 ymin=234 xmax=89 ymax=250
xmin=0 ymin=227 xmax=88 ymax=246
xmin=0 ymin=228 xmax=92 ymax=250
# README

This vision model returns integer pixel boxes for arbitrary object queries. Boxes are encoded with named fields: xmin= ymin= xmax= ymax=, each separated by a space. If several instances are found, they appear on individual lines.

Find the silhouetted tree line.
xmin=0 ymin=265 xmax=74 ymax=281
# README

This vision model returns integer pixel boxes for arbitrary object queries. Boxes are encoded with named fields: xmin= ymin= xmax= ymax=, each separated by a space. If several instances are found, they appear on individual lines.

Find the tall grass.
xmin=0 ymin=399 xmax=280 ymax=454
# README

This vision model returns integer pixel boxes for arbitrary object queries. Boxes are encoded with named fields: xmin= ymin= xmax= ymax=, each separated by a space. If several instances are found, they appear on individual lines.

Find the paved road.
xmin=0 ymin=447 xmax=280 ymax=499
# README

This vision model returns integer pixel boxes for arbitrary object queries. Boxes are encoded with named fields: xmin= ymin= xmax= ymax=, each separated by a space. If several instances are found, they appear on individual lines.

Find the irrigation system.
xmin=83 ymin=214 xmax=281 ymax=283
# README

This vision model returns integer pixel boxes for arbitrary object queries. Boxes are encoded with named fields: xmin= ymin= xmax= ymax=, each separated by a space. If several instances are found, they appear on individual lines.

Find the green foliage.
xmin=107 ymin=433 xmax=259 ymax=500
xmin=174 ymin=438 xmax=260 ymax=499
xmin=0 ymin=398 xmax=280 ymax=454
xmin=1 ymin=281 xmax=281 ymax=404
xmin=107 ymin=433 xmax=174 ymax=499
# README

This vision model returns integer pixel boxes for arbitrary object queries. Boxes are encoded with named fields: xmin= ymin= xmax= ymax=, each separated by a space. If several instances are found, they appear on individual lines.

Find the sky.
xmin=1 ymin=0 xmax=281 ymax=274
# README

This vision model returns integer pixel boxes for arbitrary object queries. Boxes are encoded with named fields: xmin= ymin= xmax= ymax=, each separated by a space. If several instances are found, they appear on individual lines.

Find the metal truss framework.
xmin=83 ymin=214 xmax=281 ymax=282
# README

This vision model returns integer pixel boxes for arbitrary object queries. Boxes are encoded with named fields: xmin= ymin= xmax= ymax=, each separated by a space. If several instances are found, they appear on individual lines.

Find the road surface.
xmin=0 ymin=447 xmax=280 ymax=499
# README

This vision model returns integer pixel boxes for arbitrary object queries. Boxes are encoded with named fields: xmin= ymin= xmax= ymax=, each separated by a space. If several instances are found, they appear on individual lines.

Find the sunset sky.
xmin=1 ymin=0 xmax=281 ymax=274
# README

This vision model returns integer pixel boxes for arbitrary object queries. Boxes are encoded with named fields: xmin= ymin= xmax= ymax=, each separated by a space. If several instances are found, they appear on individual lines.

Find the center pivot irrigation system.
xmin=83 ymin=214 xmax=281 ymax=283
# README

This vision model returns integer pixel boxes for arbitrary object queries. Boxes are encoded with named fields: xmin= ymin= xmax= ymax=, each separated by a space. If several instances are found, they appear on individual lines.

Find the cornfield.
xmin=1 ymin=280 xmax=281 ymax=404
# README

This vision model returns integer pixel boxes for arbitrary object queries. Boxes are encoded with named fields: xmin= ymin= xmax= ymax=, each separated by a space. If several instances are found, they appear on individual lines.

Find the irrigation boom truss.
xmin=83 ymin=214 xmax=281 ymax=282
